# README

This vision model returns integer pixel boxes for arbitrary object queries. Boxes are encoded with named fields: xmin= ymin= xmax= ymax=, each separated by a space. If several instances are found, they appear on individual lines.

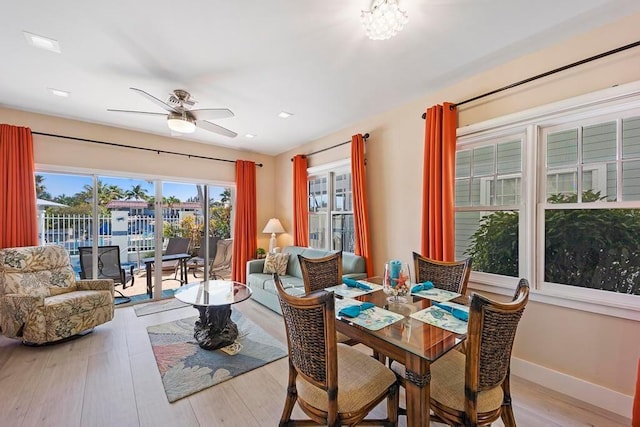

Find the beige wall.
xmin=0 ymin=108 xmax=277 ymax=251
xmin=275 ymin=12 xmax=640 ymax=402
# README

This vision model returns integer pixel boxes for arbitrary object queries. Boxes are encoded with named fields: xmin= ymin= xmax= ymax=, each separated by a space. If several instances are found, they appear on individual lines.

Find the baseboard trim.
xmin=511 ymin=357 xmax=632 ymax=418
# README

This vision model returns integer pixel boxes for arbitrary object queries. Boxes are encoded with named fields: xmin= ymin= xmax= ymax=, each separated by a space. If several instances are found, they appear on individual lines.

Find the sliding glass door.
xmin=36 ymin=170 xmax=233 ymax=302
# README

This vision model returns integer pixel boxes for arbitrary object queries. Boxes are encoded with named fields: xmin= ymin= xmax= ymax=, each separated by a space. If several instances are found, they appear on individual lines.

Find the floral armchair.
xmin=0 ymin=245 xmax=114 ymax=344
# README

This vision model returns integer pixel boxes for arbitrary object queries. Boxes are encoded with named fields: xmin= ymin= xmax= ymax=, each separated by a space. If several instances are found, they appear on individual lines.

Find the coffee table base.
xmin=194 ymin=305 xmax=238 ymax=350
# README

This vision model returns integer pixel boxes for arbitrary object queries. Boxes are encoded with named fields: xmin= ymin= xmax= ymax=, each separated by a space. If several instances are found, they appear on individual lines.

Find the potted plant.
xmin=256 ymin=247 xmax=266 ymax=259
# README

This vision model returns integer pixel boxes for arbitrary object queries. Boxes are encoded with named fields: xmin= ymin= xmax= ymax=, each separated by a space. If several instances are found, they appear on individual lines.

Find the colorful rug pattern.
xmin=147 ymin=310 xmax=287 ymax=402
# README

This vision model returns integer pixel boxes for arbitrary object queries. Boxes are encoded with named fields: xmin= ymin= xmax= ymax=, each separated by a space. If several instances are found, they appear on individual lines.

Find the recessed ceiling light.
xmin=278 ymin=111 xmax=293 ymax=119
xmin=245 ymin=133 xmax=256 ymax=138
xmin=23 ymin=31 xmax=61 ymax=53
xmin=48 ymin=88 xmax=70 ymax=97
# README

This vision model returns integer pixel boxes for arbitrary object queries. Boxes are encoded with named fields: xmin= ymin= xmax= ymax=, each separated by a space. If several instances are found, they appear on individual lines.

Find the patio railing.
xmin=41 ymin=213 xmax=193 ymax=256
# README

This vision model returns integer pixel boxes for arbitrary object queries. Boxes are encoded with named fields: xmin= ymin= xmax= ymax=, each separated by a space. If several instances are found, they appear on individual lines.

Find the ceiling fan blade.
xmin=190 ymin=108 xmax=234 ymax=120
xmin=130 ymin=87 xmax=178 ymax=113
xmin=107 ymin=109 xmax=166 ymax=116
xmin=196 ymin=120 xmax=238 ymax=138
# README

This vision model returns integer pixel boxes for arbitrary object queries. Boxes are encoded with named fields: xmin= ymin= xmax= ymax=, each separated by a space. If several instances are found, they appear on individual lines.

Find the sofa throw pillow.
xmin=263 ymin=252 xmax=289 ymax=275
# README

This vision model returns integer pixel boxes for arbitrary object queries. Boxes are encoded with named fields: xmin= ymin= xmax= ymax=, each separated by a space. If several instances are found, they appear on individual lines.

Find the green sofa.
xmin=245 ymin=246 xmax=367 ymax=314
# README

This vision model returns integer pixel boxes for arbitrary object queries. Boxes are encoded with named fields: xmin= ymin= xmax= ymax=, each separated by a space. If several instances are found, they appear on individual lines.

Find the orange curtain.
xmin=420 ymin=103 xmax=457 ymax=262
xmin=292 ymin=154 xmax=309 ymax=246
xmin=231 ymin=160 xmax=257 ymax=284
xmin=633 ymin=358 xmax=640 ymax=427
xmin=0 ymin=124 xmax=38 ymax=249
xmin=351 ymin=134 xmax=374 ymax=276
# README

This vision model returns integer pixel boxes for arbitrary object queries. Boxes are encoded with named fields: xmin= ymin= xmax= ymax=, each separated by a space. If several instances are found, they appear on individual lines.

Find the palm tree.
xmin=35 ymin=175 xmax=52 ymax=200
xmin=125 ymin=184 xmax=149 ymax=201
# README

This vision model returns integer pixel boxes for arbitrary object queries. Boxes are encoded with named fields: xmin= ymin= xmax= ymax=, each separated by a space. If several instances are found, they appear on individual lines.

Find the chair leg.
xmin=279 ymin=386 xmax=297 ymax=426
xmin=501 ymin=373 xmax=516 ymax=427
xmin=114 ymin=289 xmax=131 ymax=303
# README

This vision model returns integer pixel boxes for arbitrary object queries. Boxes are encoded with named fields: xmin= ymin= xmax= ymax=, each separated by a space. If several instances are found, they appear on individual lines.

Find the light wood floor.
xmin=0 ymin=299 xmax=630 ymax=427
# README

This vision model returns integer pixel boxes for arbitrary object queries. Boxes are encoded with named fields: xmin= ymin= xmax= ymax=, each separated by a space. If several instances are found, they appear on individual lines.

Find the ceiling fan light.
xmin=167 ymin=112 xmax=196 ymax=133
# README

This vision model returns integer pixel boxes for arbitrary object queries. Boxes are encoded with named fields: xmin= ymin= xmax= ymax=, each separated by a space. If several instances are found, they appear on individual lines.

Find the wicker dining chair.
xmin=274 ymin=273 xmax=399 ymax=427
xmin=391 ymin=278 xmax=530 ymax=426
xmin=298 ymin=252 xmax=343 ymax=293
xmin=412 ymin=252 xmax=472 ymax=294
xmin=297 ymin=252 xmax=359 ymax=346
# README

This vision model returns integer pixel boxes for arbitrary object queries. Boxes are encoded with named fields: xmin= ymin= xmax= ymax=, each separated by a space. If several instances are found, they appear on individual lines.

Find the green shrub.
xmin=465 ymin=190 xmax=640 ymax=295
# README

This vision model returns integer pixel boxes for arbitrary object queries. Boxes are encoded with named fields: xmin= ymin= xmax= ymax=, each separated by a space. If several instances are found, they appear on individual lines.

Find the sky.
xmin=38 ymin=173 xmax=226 ymax=202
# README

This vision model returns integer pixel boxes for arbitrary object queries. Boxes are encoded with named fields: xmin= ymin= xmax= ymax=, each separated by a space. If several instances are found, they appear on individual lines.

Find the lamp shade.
xmin=167 ymin=112 xmax=196 ymax=133
xmin=263 ymin=218 xmax=285 ymax=234
xmin=263 ymin=218 xmax=285 ymax=253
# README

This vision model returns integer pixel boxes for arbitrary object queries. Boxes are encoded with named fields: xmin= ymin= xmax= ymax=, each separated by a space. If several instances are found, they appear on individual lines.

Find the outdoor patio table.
xmin=142 ymin=252 xmax=191 ymax=298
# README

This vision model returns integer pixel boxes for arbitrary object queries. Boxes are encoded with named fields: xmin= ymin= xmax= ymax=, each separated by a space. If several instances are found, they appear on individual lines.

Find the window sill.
xmin=468 ymin=275 xmax=640 ymax=322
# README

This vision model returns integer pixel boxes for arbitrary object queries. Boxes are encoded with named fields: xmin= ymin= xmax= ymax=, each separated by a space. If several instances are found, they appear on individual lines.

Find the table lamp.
xmin=263 ymin=218 xmax=285 ymax=253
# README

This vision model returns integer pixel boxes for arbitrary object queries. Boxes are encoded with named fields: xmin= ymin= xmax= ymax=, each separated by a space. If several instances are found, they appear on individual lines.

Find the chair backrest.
xmin=464 ymin=279 xmax=529 ymax=420
xmin=412 ymin=252 xmax=472 ymax=294
xmin=0 ymin=245 xmax=76 ymax=297
xmin=211 ymin=239 xmax=233 ymax=270
xmin=298 ymin=251 xmax=343 ymax=293
xmin=274 ymin=273 xmax=338 ymax=396
xmin=165 ymin=237 xmax=191 ymax=255
xmin=78 ymin=245 xmax=125 ymax=284
xmin=197 ymin=236 xmax=220 ymax=259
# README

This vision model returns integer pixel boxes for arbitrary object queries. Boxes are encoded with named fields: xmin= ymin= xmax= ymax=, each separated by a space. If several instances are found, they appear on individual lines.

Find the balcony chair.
xmin=190 ymin=236 xmax=220 ymax=278
xmin=412 ymin=252 xmax=473 ymax=295
xmin=274 ymin=273 xmax=399 ymax=426
xmin=390 ymin=279 xmax=530 ymax=426
xmin=0 ymin=245 xmax=114 ymax=345
xmin=297 ymin=252 xmax=358 ymax=346
xmin=79 ymin=245 xmax=133 ymax=303
xmin=209 ymin=239 xmax=233 ymax=279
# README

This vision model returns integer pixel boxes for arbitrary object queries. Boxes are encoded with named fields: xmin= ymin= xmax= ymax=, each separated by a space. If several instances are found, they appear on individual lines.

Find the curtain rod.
xmin=290 ymin=133 xmax=369 ymax=161
xmin=421 ymin=39 xmax=640 ymax=119
xmin=31 ymin=131 xmax=264 ymax=167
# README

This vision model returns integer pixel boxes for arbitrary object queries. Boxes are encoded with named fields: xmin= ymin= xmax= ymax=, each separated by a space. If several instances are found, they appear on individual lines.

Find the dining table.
xmin=333 ymin=277 xmax=468 ymax=427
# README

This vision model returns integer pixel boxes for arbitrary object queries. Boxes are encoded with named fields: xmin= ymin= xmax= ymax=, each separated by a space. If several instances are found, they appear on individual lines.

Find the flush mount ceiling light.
xmin=278 ymin=111 xmax=293 ymax=119
xmin=23 ymin=31 xmax=61 ymax=53
xmin=167 ymin=112 xmax=196 ymax=133
xmin=361 ymin=0 xmax=408 ymax=40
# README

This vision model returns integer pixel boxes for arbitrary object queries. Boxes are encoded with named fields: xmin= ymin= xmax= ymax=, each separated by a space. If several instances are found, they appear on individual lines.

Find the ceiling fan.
xmin=108 ymin=88 xmax=237 ymax=138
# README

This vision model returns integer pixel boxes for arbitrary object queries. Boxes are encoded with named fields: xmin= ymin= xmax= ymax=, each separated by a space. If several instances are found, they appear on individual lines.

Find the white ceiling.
xmin=2 ymin=1 xmax=639 ymax=156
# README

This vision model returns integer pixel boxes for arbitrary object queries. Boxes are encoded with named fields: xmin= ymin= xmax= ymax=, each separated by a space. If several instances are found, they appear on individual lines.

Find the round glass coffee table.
xmin=175 ymin=280 xmax=252 ymax=350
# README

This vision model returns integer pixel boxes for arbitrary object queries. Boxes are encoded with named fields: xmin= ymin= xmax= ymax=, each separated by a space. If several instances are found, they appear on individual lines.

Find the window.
xmin=541 ymin=116 xmax=640 ymax=295
xmin=308 ymin=161 xmax=355 ymax=252
xmin=455 ymin=136 xmax=524 ymax=278
xmin=456 ymin=84 xmax=640 ymax=316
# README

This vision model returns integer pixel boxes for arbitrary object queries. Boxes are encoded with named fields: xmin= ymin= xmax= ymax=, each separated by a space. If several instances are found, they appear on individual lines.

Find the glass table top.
xmin=174 ymin=280 xmax=252 ymax=307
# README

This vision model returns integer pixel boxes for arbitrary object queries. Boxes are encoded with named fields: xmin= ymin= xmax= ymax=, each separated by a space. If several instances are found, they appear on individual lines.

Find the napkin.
xmin=338 ymin=302 xmax=375 ymax=318
xmin=411 ymin=281 xmax=434 ymax=293
xmin=433 ymin=302 xmax=469 ymax=322
xmin=343 ymin=278 xmax=373 ymax=291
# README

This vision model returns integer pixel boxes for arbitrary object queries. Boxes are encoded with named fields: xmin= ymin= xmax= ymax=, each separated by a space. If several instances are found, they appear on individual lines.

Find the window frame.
xmin=456 ymin=80 xmax=640 ymax=320
xmin=307 ymin=159 xmax=353 ymax=252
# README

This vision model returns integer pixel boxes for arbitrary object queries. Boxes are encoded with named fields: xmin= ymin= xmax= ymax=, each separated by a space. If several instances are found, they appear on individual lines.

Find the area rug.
xmin=134 ymin=297 xmax=190 ymax=317
xmin=147 ymin=310 xmax=288 ymax=402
